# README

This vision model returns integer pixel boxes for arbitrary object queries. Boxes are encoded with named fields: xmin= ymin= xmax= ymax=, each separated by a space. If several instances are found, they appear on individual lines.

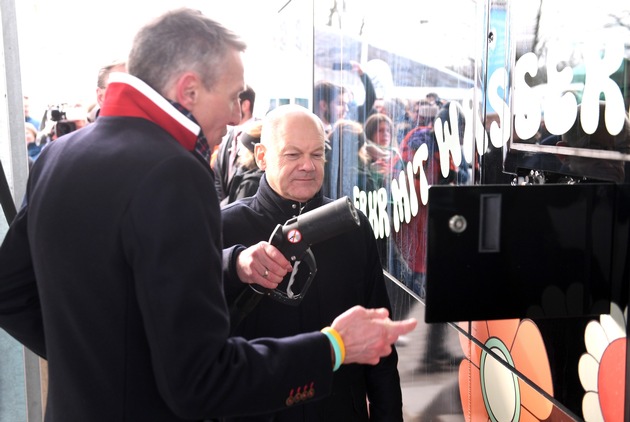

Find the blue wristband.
xmin=321 ymin=329 xmax=342 ymax=372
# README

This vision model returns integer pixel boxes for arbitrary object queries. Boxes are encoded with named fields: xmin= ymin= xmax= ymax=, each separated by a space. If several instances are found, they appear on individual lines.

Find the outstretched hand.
xmin=331 ymin=306 xmax=417 ymax=365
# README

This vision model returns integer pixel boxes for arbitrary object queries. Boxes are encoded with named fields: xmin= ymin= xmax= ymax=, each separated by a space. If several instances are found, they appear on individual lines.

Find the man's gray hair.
xmin=128 ymin=8 xmax=247 ymax=95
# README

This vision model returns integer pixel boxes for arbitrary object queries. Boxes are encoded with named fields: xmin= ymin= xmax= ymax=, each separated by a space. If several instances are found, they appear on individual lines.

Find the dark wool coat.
xmin=221 ymin=175 xmax=403 ymax=422
xmin=0 ymin=74 xmax=333 ymax=422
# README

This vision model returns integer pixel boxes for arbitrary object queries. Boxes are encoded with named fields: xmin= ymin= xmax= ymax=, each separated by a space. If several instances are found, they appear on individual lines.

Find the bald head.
xmin=260 ymin=104 xmax=325 ymax=145
xmin=256 ymin=105 xmax=327 ymax=202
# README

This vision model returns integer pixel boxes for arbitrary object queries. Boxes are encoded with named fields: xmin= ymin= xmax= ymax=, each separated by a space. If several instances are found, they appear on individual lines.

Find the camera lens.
xmin=56 ymin=121 xmax=77 ymax=137
xmin=50 ymin=109 xmax=62 ymax=121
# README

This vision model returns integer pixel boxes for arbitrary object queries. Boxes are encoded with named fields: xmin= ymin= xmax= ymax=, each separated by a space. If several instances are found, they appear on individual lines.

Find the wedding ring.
xmin=263 ymin=269 xmax=269 ymax=278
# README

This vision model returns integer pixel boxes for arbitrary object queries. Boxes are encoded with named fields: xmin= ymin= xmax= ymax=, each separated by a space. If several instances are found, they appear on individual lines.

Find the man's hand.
xmin=349 ymin=60 xmax=364 ymax=76
xmin=331 ymin=306 xmax=417 ymax=365
xmin=235 ymin=241 xmax=294 ymax=290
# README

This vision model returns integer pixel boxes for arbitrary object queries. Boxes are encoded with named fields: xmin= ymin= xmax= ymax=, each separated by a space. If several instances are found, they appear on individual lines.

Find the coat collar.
xmin=99 ymin=72 xmax=200 ymax=152
xmin=254 ymin=175 xmax=325 ymax=222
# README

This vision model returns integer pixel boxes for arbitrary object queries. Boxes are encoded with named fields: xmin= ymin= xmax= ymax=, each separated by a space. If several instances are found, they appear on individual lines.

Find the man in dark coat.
xmin=0 ymin=8 xmax=415 ymax=422
xmin=222 ymin=104 xmax=404 ymax=421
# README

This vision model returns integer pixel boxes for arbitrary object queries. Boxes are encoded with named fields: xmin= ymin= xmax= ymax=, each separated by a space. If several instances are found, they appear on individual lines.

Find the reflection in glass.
xmin=508 ymin=1 xmax=630 ymax=178
xmin=457 ymin=319 xmax=555 ymax=422
xmin=314 ymin=2 xmax=481 ymax=420
xmin=311 ymin=1 xmax=630 ymax=420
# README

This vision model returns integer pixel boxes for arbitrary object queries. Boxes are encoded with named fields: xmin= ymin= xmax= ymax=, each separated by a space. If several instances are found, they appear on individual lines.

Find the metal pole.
xmin=1 ymin=0 xmax=44 ymax=421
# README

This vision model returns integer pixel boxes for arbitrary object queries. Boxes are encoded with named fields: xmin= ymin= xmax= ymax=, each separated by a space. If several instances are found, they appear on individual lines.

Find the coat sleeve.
xmin=357 ymin=72 xmax=377 ymax=125
xmin=221 ymin=243 xmax=248 ymax=304
xmin=123 ymin=155 xmax=333 ymax=419
xmin=0 ymin=204 xmax=46 ymax=358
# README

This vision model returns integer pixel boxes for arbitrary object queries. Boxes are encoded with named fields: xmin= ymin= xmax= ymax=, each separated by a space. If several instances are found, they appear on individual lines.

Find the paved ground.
xmin=394 ymin=299 xmax=466 ymax=421
xmin=0 ymin=330 xmax=27 ymax=421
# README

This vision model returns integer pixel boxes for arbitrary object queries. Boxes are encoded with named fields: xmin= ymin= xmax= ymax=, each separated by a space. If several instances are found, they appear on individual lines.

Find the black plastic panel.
xmin=425 ymin=183 xmax=618 ymax=322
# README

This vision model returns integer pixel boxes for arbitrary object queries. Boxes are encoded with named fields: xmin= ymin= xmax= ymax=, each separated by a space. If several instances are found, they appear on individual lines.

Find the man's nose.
xmin=299 ymin=156 xmax=316 ymax=171
xmin=227 ymin=107 xmax=242 ymax=126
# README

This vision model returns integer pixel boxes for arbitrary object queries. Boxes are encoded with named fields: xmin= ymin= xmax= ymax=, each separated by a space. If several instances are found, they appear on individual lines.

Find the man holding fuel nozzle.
xmin=222 ymin=104 xmax=404 ymax=422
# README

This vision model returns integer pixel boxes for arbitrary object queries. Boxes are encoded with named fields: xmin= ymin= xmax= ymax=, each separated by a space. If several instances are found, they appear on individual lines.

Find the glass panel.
xmin=506 ymin=1 xmax=630 ymax=184
xmin=313 ymin=0 xmax=481 ymax=299
xmin=315 ymin=2 xmax=629 ymax=421
xmin=385 ymin=275 xmax=464 ymax=420
xmin=456 ymin=311 xmax=627 ymax=422
xmin=388 ymin=267 xmax=628 ymax=421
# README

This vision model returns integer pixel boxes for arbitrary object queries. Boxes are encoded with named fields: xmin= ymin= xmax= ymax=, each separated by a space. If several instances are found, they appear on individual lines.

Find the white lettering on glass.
xmin=581 ymin=37 xmax=626 ymax=136
xmin=513 ymin=52 xmax=542 ymax=140
xmin=353 ymin=39 xmax=626 ymax=240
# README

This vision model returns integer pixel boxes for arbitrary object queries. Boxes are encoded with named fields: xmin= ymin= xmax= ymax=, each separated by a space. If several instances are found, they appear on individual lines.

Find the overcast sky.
xmin=14 ymin=0 xmax=629 ymax=118
xmin=15 ymin=0 xmax=483 ymax=116
xmin=15 ymin=0 xmax=289 ymax=115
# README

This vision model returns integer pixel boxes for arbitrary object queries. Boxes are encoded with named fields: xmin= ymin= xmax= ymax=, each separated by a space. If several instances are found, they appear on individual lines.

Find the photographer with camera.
xmin=222 ymin=104 xmax=405 ymax=422
xmin=29 ymin=103 xmax=88 ymax=160
xmin=39 ymin=103 xmax=88 ymax=144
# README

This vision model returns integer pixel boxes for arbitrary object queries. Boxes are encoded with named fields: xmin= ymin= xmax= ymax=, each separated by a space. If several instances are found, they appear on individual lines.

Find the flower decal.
xmin=578 ymin=303 xmax=627 ymax=422
xmin=458 ymin=319 xmax=554 ymax=422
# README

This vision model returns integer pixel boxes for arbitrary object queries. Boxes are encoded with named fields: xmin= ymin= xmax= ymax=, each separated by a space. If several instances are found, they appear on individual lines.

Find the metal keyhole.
xmin=449 ymin=215 xmax=467 ymax=234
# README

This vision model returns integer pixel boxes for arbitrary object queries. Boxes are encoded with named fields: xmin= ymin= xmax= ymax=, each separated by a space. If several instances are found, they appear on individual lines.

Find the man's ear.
xmin=318 ymin=99 xmax=328 ymax=114
xmin=254 ymin=143 xmax=266 ymax=170
xmin=241 ymin=99 xmax=251 ymax=114
xmin=96 ymin=87 xmax=106 ymax=107
xmin=174 ymin=72 xmax=201 ymax=109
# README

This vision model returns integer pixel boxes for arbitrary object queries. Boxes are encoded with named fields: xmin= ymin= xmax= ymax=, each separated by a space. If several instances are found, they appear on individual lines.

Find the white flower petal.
xmin=582 ymin=392 xmax=604 ymax=422
xmin=578 ymin=353 xmax=599 ymax=392
xmin=580 ymin=304 xmax=626 ymax=422
xmin=584 ymin=321 xmax=608 ymax=361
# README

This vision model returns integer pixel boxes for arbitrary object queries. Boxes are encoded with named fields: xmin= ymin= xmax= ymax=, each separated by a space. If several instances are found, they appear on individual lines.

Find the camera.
xmin=48 ymin=105 xmax=77 ymax=137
